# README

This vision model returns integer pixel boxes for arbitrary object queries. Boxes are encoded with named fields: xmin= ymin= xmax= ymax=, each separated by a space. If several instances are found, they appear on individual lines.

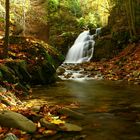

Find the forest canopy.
xmin=0 ymin=0 xmax=139 ymax=44
xmin=0 ymin=0 xmax=111 ymax=31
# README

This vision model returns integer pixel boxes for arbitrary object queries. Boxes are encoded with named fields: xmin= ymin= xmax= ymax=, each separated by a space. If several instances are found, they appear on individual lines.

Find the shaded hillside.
xmin=81 ymin=41 xmax=140 ymax=84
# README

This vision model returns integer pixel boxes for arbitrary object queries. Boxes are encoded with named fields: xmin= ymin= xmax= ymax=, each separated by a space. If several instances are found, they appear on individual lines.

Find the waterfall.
xmin=64 ymin=30 xmax=95 ymax=63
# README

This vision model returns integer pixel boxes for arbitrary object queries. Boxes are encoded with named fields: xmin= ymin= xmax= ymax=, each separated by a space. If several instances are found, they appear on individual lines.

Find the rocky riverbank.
xmin=0 ymin=102 xmax=84 ymax=140
xmin=57 ymin=41 xmax=140 ymax=84
xmin=0 ymin=36 xmax=83 ymax=140
xmin=0 ymin=36 xmax=64 ymax=109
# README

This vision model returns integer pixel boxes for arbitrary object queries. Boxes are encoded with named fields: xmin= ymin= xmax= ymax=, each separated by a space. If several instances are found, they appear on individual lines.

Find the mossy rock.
xmin=49 ymin=32 xmax=78 ymax=56
xmin=30 ymin=60 xmax=56 ymax=85
xmin=5 ymin=60 xmax=31 ymax=83
xmin=112 ymin=28 xmax=130 ymax=45
xmin=93 ymin=38 xmax=118 ymax=61
xmin=9 ymin=36 xmax=64 ymax=68
xmin=0 ymin=63 xmax=17 ymax=83
xmin=7 ymin=36 xmax=64 ymax=85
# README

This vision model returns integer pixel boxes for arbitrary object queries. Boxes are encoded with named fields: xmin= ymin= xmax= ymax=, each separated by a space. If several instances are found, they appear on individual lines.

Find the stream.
xmin=31 ymin=79 xmax=140 ymax=140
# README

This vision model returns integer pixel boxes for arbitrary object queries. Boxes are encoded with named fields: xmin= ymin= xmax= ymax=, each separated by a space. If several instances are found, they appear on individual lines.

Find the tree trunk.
xmin=3 ymin=0 xmax=10 ymax=58
xmin=125 ymin=1 xmax=133 ymax=37
xmin=46 ymin=0 xmax=50 ymax=42
xmin=125 ymin=0 xmax=136 ymax=38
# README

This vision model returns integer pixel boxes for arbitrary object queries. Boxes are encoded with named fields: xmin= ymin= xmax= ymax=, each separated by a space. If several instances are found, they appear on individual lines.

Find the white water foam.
xmin=64 ymin=30 xmax=95 ymax=63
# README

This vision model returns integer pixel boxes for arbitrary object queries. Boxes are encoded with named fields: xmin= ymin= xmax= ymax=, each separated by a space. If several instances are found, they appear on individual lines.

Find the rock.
xmin=59 ymin=123 xmax=82 ymax=132
xmin=40 ymin=118 xmax=82 ymax=132
xmin=40 ymin=118 xmax=59 ymax=130
xmin=43 ymin=130 xmax=57 ymax=137
xmin=5 ymin=60 xmax=31 ymax=83
xmin=56 ymin=66 xmax=65 ymax=75
xmin=133 ymin=70 xmax=140 ymax=77
xmin=30 ymin=60 xmax=57 ymax=84
xmin=0 ymin=87 xmax=7 ymax=93
xmin=94 ymin=74 xmax=103 ymax=80
xmin=130 ymin=104 xmax=140 ymax=111
xmin=93 ymin=38 xmax=117 ymax=61
xmin=0 ymin=63 xmax=16 ymax=83
xmin=4 ymin=133 xmax=19 ymax=140
xmin=58 ymin=107 xmax=85 ymax=119
xmin=84 ymin=66 xmax=94 ymax=71
xmin=0 ymin=110 xmax=36 ymax=133
xmin=73 ymin=135 xmax=87 ymax=140
xmin=31 ymin=105 xmax=41 ymax=112
xmin=64 ymin=73 xmax=73 ymax=79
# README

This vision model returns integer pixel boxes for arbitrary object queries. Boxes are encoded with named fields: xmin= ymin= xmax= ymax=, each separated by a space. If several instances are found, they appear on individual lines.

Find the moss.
xmin=112 ymin=29 xmax=130 ymax=45
xmin=5 ymin=60 xmax=31 ymax=83
xmin=93 ymin=38 xmax=117 ymax=61
xmin=0 ymin=64 xmax=17 ymax=83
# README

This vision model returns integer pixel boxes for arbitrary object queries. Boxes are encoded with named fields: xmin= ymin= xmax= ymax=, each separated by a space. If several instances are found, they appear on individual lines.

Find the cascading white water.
xmin=64 ymin=30 xmax=95 ymax=63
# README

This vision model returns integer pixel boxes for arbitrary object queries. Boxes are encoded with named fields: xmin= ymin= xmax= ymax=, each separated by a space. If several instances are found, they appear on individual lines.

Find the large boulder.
xmin=5 ymin=60 xmax=31 ymax=83
xmin=58 ymin=107 xmax=85 ymax=119
xmin=40 ymin=118 xmax=82 ymax=132
xmin=93 ymin=36 xmax=117 ymax=61
xmin=8 ymin=36 xmax=64 ymax=84
xmin=0 ymin=110 xmax=36 ymax=133
xmin=0 ymin=63 xmax=16 ymax=83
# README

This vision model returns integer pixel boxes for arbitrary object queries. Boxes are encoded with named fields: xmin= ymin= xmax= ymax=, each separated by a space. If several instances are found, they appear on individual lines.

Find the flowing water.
xmin=33 ymin=26 xmax=139 ymax=139
xmin=64 ymin=30 xmax=95 ymax=63
xmin=32 ymin=80 xmax=140 ymax=140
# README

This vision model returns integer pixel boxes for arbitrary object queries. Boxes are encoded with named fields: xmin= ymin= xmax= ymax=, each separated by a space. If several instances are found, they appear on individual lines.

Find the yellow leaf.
xmin=43 ymin=130 xmax=57 ymax=136
xmin=51 ymin=119 xmax=65 ymax=125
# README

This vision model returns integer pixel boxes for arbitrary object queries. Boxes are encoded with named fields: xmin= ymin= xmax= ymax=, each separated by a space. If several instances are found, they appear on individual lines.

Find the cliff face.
xmin=108 ymin=1 xmax=140 ymax=37
xmin=92 ymin=1 xmax=140 ymax=61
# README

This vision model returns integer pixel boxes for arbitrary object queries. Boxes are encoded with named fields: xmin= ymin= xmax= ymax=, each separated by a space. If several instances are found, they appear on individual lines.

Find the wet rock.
xmin=5 ymin=60 xmax=31 ymax=83
xmin=33 ymin=134 xmax=44 ymax=139
xmin=31 ymin=60 xmax=57 ymax=84
xmin=137 ymin=114 xmax=140 ymax=120
xmin=56 ymin=67 xmax=65 ymax=75
xmin=59 ymin=123 xmax=82 ymax=132
xmin=40 ymin=118 xmax=59 ymax=130
xmin=130 ymin=104 xmax=140 ymax=111
xmin=94 ymin=74 xmax=103 ymax=80
xmin=43 ymin=130 xmax=57 ymax=137
xmin=0 ymin=63 xmax=16 ymax=83
xmin=0 ymin=110 xmax=36 ymax=133
xmin=4 ymin=133 xmax=19 ymax=140
xmin=58 ymin=107 xmax=85 ymax=119
xmin=109 ymin=107 xmax=131 ymax=113
xmin=72 ymin=66 xmax=81 ymax=71
xmin=73 ymin=135 xmax=87 ymax=140
xmin=40 ymin=118 xmax=82 ymax=132
xmin=136 ymin=122 xmax=140 ymax=125
xmin=84 ymin=66 xmax=95 ymax=71
xmin=64 ymin=73 xmax=73 ymax=79
xmin=32 ymin=105 xmax=41 ymax=112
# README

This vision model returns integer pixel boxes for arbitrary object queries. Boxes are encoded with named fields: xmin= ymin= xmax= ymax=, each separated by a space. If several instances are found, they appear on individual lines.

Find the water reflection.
xmin=32 ymin=80 xmax=140 ymax=140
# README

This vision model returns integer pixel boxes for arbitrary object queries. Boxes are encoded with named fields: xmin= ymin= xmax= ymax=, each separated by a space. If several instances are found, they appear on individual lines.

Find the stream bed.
xmin=32 ymin=79 xmax=140 ymax=140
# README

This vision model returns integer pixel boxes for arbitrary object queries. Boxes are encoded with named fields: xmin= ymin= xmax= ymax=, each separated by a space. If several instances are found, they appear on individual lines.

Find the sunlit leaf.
xmin=43 ymin=130 xmax=57 ymax=136
xmin=51 ymin=119 xmax=65 ymax=125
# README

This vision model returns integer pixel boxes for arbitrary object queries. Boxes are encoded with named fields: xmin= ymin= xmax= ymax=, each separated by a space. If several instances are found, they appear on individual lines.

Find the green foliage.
xmin=77 ymin=12 xmax=101 ymax=28
xmin=48 ymin=0 xmax=59 ymax=12
xmin=68 ymin=0 xmax=82 ymax=17
xmin=77 ymin=17 xmax=86 ymax=28
xmin=0 ymin=0 xmax=30 ymax=27
xmin=0 ymin=17 xmax=4 ymax=22
xmin=0 ymin=70 xmax=3 ymax=79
